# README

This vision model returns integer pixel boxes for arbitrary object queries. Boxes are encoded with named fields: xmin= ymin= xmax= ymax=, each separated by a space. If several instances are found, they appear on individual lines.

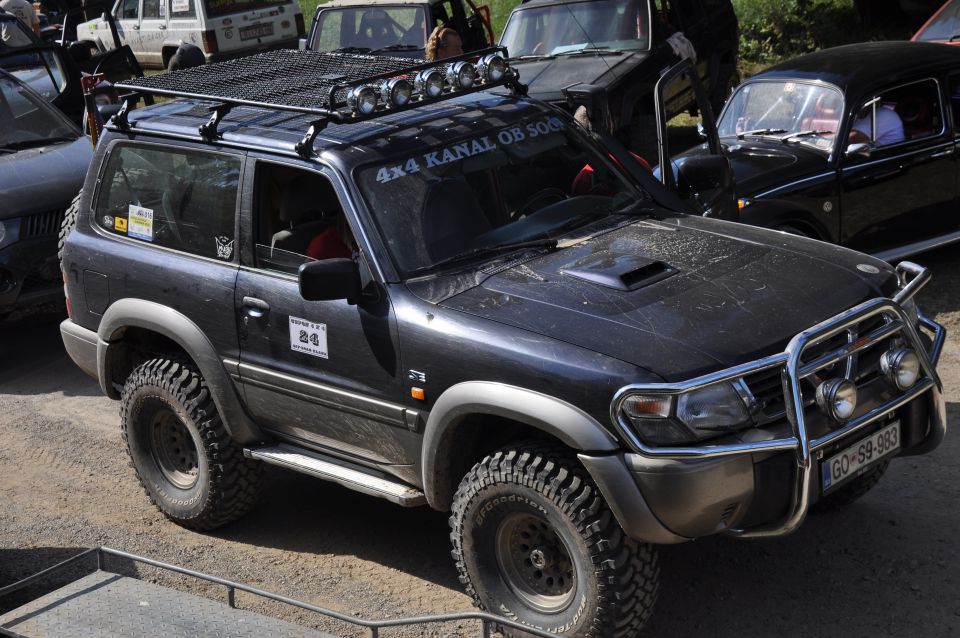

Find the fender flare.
xmin=97 ymin=298 xmax=264 ymax=444
xmin=420 ymin=381 xmax=619 ymax=510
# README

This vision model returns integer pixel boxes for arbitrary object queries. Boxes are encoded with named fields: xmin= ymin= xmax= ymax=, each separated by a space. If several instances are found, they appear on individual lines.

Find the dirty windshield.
xmin=0 ymin=75 xmax=77 ymax=150
xmin=312 ymin=6 xmax=427 ymax=52
xmin=357 ymin=114 xmax=647 ymax=277
xmin=718 ymin=80 xmax=845 ymax=152
xmin=500 ymin=0 xmax=650 ymax=57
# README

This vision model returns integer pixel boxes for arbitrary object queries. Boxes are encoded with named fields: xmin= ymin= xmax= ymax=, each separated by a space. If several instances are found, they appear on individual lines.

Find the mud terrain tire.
xmin=121 ymin=358 xmax=263 ymax=530
xmin=450 ymin=444 xmax=659 ymax=638
xmin=58 ymin=191 xmax=81 ymax=269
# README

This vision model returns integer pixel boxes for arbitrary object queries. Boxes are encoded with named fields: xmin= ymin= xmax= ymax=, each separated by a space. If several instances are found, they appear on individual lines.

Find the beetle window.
xmin=851 ymin=79 xmax=943 ymax=147
xmin=95 ymin=145 xmax=240 ymax=260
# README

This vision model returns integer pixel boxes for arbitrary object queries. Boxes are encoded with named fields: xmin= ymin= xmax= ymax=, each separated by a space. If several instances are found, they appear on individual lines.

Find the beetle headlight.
xmin=446 ymin=61 xmax=476 ymax=90
xmin=347 ymin=85 xmax=378 ymax=115
xmin=617 ymin=382 xmax=754 ymax=445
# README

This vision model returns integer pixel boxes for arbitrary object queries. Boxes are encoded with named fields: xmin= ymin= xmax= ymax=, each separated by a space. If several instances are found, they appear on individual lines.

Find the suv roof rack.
xmin=113 ymin=47 xmax=524 ymax=157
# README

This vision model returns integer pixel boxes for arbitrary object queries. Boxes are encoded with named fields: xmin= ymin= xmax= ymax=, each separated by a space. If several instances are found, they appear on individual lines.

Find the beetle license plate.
xmin=240 ymin=23 xmax=274 ymax=40
xmin=821 ymin=421 xmax=900 ymax=494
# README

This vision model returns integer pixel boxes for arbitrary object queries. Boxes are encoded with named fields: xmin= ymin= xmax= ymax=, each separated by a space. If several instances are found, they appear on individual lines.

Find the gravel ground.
xmin=1 ymin=246 xmax=958 ymax=637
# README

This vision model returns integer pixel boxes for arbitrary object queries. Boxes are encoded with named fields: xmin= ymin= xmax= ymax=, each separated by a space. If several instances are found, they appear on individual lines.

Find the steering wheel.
xmin=511 ymin=187 xmax=568 ymax=222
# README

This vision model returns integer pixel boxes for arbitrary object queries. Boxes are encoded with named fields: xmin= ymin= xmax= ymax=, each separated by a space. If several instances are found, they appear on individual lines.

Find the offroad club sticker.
xmin=374 ymin=116 xmax=566 ymax=184
xmin=127 ymin=204 xmax=154 ymax=241
xmin=114 ymin=217 xmax=127 ymax=233
xmin=289 ymin=316 xmax=328 ymax=359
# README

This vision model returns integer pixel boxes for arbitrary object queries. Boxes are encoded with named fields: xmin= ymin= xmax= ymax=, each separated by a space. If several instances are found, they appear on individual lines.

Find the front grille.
xmin=21 ymin=210 xmax=63 ymax=238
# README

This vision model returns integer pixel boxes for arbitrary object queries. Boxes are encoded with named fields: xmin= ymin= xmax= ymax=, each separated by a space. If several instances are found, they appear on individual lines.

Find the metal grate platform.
xmin=0 ymin=571 xmax=337 ymax=638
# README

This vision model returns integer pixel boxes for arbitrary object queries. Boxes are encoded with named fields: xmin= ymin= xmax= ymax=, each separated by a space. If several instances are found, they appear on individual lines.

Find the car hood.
xmin=510 ymin=51 xmax=651 ymax=103
xmin=676 ymin=138 xmax=832 ymax=196
xmin=0 ymin=136 xmax=91 ymax=219
xmin=439 ymin=214 xmax=897 ymax=381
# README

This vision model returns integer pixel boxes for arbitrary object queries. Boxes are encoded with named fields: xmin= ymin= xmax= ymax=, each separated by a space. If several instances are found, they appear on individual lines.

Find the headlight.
xmin=617 ymin=382 xmax=754 ymax=445
xmin=880 ymin=348 xmax=920 ymax=391
xmin=0 ymin=218 xmax=21 ymax=250
xmin=347 ymin=85 xmax=378 ymax=115
xmin=446 ymin=61 xmax=476 ymax=90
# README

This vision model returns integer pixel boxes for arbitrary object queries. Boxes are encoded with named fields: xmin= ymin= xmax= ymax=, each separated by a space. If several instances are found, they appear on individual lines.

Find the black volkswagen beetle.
xmin=674 ymin=41 xmax=960 ymax=261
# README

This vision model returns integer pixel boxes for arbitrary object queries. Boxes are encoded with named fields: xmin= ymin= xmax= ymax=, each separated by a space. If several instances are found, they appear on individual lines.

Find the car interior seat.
xmin=421 ymin=178 xmax=491 ymax=261
xmin=355 ymin=9 xmax=393 ymax=48
xmin=800 ymin=92 xmax=840 ymax=135
xmin=272 ymin=175 xmax=340 ymax=256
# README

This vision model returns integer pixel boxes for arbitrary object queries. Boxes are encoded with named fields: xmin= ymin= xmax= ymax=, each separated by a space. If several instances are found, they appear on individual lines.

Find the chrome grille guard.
xmin=610 ymin=261 xmax=946 ymax=538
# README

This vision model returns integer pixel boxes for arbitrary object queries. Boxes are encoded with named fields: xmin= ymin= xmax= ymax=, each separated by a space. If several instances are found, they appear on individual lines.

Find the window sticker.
xmin=215 ymin=236 xmax=234 ymax=260
xmin=114 ymin=217 xmax=127 ymax=233
xmin=289 ymin=316 xmax=328 ymax=359
xmin=374 ymin=116 xmax=566 ymax=184
xmin=172 ymin=0 xmax=189 ymax=12
xmin=127 ymin=204 xmax=154 ymax=241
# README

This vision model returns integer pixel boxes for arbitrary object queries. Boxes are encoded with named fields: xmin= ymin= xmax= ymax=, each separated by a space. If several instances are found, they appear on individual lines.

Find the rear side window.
xmin=142 ymin=0 xmax=165 ymax=19
xmin=851 ymin=79 xmax=944 ymax=147
xmin=120 ymin=0 xmax=139 ymax=19
xmin=95 ymin=145 xmax=241 ymax=261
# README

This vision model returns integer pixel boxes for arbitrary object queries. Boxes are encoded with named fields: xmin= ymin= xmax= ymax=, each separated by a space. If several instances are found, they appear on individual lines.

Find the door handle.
xmin=242 ymin=296 xmax=270 ymax=318
xmin=158 ymin=24 xmax=166 ymax=29
xmin=930 ymin=148 xmax=954 ymax=159
xmin=132 ymin=24 xmax=139 ymax=29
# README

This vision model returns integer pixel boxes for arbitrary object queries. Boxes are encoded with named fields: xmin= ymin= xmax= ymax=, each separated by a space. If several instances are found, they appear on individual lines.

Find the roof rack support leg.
xmin=199 ymin=103 xmax=233 ymax=142
xmin=295 ymin=119 xmax=329 ymax=159
xmin=113 ymin=98 xmax=132 ymax=132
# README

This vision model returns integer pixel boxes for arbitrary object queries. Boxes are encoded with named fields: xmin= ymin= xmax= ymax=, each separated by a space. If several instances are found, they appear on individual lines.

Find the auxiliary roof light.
xmin=477 ymin=53 xmax=507 ymax=83
xmin=880 ymin=347 xmax=921 ymax=391
xmin=815 ymin=378 xmax=858 ymax=422
xmin=347 ymin=85 xmax=378 ymax=115
xmin=380 ymin=77 xmax=412 ymax=108
xmin=415 ymin=68 xmax=444 ymax=99
xmin=446 ymin=61 xmax=476 ymax=90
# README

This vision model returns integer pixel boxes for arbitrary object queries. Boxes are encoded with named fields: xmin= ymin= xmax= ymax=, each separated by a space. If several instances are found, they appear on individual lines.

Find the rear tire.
xmin=450 ymin=444 xmax=659 ymax=637
xmin=811 ymin=460 xmax=890 ymax=514
xmin=121 ymin=358 xmax=263 ymax=530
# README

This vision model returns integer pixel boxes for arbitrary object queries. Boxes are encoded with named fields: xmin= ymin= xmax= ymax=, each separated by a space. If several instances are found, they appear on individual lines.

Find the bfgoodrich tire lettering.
xmin=121 ymin=358 xmax=263 ymax=530
xmin=450 ymin=444 xmax=659 ymax=637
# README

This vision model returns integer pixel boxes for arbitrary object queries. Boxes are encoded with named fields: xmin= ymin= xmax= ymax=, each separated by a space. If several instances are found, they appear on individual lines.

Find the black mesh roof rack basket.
xmin=112 ymin=47 xmax=524 ymax=157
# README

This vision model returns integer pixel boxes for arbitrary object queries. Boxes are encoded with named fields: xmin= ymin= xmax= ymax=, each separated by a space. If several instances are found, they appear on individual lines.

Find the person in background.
xmin=0 ymin=0 xmax=39 ymax=35
xmin=426 ymin=26 xmax=462 ymax=61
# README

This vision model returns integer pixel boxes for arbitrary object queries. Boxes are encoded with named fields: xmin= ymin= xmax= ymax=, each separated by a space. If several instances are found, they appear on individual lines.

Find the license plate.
xmin=821 ymin=421 xmax=900 ymax=494
xmin=240 ymin=23 xmax=274 ymax=40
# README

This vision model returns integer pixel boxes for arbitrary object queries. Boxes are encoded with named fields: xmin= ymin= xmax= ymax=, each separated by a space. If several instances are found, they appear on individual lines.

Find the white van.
xmin=78 ymin=0 xmax=304 ymax=70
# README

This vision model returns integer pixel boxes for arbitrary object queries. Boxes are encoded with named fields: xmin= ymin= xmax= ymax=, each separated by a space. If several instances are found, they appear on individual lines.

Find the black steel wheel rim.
xmin=149 ymin=408 xmax=199 ymax=490
xmin=494 ymin=512 xmax=576 ymax=613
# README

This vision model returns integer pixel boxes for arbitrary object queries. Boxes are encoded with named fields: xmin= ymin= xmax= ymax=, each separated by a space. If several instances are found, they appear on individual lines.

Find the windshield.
xmin=500 ymin=0 xmax=650 ymax=57
xmin=311 ymin=6 xmax=427 ymax=52
xmin=356 ymin=114 xmax=647 ymax=277
xmin=914 ymin=0 xmax=960 ymax=41
xmin=204 ymin=0 xmax=288 ymax=18
xmin=0 ymin=75 xmax=77 ymax=148
xmin=718 ymin=81 xmax=844 ymax=152
xmin=0 ymin=49 xmax=68 ymax=102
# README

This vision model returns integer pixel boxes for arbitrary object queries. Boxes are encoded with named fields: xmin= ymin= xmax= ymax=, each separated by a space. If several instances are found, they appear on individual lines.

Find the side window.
xmin=948 ymin=74 xmax=960 ymax=136
xmin=142 ymin=0 xmax=163 ymax=19
xmin=120 ymin=0 xmax=139 ymax=20
xmin=849 ymin=79 xmax=944 ymax=148
xmin=253 ymin=163 xmax=356 ymax=276
xmin=95 ymin=145 xmax=241 ymax=261
xmin=170 ymin=0 xmax=195 ymax=18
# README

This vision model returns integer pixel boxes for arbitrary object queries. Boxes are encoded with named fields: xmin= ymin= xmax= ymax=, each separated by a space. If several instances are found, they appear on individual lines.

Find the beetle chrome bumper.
xmin=610 ymin=261 xmax=946 ymax=539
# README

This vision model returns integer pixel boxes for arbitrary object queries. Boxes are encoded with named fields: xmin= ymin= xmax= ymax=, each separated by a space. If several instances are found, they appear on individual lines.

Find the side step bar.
xmin=243 ymin=443 xmax=426 ymax=507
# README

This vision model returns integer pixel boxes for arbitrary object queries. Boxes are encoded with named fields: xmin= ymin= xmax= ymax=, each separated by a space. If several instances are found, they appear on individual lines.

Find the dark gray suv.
xmin=59 ymin=49 xmax=947 ymax=637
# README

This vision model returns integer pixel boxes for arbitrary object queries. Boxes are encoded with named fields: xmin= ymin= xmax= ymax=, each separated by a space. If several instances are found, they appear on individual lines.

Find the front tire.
xmin=120 ymin=358 xmax=263 ymax=530
xmin=450 ymin=445 xmax=659 ymax=637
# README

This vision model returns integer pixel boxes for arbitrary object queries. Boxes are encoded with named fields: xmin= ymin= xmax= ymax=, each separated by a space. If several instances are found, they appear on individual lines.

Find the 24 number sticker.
xmin=289 ymin=316 xmax=328 ymax=359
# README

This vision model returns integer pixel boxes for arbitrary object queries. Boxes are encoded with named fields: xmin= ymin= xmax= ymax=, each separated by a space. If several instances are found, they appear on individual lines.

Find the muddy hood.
xmin=440 ymin=215 xmax=897 ymax=380
xmin=0 ymin=136 xmax=91 ymax=220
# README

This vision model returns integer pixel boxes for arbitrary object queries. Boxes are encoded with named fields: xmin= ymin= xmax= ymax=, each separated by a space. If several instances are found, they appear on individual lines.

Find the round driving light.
xmin=380 ymin=77 xmax=412 ymax=107
xmin=880 ymin=348 xmax=921 ymax=390
xmin=478 ymin=53 xmax=507 ymax=83
xmin=446 ymin=61 xmax=476 ymax=89
xmin=816 ymin=378 xmax=858 ymax=422
xmin=415 ymin=69 xmax=444 ymax=99
xmin=347 ymin=85 xmax=378 ymax=115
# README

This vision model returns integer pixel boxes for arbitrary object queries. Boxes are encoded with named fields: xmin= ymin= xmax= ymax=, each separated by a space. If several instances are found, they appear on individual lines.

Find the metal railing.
xmin=0 ymin=546 xmax=559 ymax=638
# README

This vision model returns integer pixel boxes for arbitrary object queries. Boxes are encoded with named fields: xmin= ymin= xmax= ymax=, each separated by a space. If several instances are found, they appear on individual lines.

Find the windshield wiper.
xmin=557 ymin=47 xmax=621 ymax=56
xmin=373 ymin=44 xmax=422 ymax=52
xmin=0 ymin=136 xmax=75 ymax=151
xmin=415 ymin=238 xmax=559 ymax=275
xmin=780 ymin=129 xmax=834 ymax=142
xmin=736 ymin=128 xmax=788 ymax=140
xmin=332 ymin=46 xmax=371 ymax=53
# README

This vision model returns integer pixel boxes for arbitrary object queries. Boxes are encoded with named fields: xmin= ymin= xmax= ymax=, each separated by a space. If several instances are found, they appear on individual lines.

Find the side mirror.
xmin=845 ymin=142 xmax=871 ymax=160
xmin=562 ymin=82 xmax=609 ymax=130
xmin=299 ymin=259 xmax=361 ymax=304
xmin=696 ymin=121 xmax=707 ymax=140
xmin=676 ymin=155 xmax=738 ymax=221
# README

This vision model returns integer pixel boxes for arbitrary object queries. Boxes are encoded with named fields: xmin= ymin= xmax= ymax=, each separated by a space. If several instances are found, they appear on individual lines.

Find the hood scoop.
xmin=559 ymin=253 xmax=677 ymax=291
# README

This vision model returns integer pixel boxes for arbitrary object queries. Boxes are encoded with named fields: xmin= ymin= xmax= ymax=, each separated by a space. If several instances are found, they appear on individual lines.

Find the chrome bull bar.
xmin=611 ymin=262 xmax=946 ymax=539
